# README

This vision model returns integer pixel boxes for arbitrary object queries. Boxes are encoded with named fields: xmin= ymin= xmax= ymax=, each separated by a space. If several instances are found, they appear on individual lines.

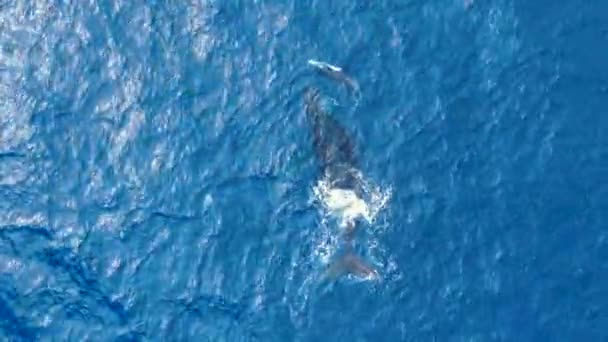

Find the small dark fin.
xmin=324 ymin=253 xmax=378 ymax=281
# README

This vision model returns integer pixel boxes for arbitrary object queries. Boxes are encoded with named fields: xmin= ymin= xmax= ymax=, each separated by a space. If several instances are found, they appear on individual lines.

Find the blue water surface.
xmin=0 ymin=0 xmax=607 ymax=341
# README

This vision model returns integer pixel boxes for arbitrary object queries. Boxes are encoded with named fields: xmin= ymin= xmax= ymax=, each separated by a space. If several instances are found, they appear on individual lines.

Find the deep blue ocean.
xmin=0 ymin=0 xmax=607 ymax=341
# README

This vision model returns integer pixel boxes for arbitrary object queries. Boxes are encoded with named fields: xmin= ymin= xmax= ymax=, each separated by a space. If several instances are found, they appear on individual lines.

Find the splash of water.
xmin=312 ymin=170 xmax=391 ymax=229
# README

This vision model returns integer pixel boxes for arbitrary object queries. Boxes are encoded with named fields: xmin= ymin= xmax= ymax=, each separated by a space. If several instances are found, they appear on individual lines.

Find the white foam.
xmin=314 ymin=184 xmax=367 ymax=228
xmin=312 ymin=169 xmax=392 ymax=229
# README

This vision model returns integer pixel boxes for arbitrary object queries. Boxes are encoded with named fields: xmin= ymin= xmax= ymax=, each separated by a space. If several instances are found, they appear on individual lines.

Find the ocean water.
xmin=0 ymin=0 xmax=607 ymax=341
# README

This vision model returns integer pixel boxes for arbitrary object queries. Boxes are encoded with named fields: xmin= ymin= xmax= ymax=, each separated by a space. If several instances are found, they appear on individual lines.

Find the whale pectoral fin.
xmin=323 ymin=253 xmax=378 ymax=281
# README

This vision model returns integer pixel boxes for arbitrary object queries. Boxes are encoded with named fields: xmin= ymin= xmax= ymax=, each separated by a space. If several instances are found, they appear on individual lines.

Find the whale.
xmin=304 ymin=86 xmax=378 ymax=280
xmin=307 ymin=59 xmax=361 ymax=96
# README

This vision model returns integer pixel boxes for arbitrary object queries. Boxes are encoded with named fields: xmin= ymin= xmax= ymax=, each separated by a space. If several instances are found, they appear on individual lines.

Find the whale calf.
xmin=304 ymin=86 xmax=377 ymax=280
xmin=307 ymin=59 xmax=361 ymax=96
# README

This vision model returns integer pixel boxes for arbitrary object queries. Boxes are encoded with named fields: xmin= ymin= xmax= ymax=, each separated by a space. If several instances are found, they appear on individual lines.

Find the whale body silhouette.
xmin=303 ymin=87 xmax=377 ymax=280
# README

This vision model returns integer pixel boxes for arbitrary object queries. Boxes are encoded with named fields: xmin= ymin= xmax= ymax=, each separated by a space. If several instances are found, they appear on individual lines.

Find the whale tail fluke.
xmin=324 ymin=252 xmax=378 ymax=281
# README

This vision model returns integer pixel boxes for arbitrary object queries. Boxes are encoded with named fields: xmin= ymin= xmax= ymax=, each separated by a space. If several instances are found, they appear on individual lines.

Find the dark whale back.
xmin=303 ymin=86 xmax=379 ymax=281
xmin=304 ymin=87 xmax=359 ymax=190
